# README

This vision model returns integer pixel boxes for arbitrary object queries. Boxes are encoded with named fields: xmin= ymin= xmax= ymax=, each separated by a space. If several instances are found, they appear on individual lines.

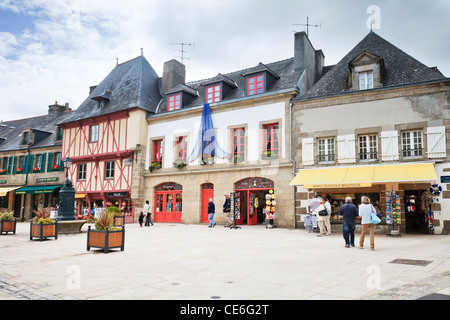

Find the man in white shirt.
xmin=143 ymin=200 xmax=154 ymax=226
xmin=323 ymin=197 xmax=332 ymax=235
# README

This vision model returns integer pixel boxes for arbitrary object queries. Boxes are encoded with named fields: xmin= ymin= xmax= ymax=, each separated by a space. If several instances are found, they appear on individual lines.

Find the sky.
xmin=0 ymin=0 xmax=449 ymax=122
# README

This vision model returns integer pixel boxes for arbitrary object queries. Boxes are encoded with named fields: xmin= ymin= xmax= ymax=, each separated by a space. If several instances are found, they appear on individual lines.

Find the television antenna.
xmin=293 ymin=17 xmax=322 ymax=36
xmin=170 ymin=42 xmax=195 ymax=64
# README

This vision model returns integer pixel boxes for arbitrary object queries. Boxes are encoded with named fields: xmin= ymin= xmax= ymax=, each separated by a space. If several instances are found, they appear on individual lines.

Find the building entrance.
xmin=405 ymin=190 xmax=430 ymax=234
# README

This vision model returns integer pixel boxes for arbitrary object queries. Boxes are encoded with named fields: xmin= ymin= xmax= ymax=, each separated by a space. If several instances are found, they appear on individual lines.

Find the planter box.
xmin=30 ymin=221 xmax=58 ymax=241
xmin=0 ymin=219 xmax=17 ymax=235
xmin=87 ymin=226 xmax=125 ymax=253
xmin=114 ymin=215 xmax=125 ymax=227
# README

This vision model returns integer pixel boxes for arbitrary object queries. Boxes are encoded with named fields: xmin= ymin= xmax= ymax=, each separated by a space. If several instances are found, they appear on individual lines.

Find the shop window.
xmin=78 ymin=163 xmax=86 ymax=181
xmin=263 ymin=123 xmax=279 ymax=157
xmin=206 ymin=84 xmax=221 ymax=104
xmin=168 ymin=93 xmax=181 ymax=111
xmin=358 ymin=135 xmax=378 ymax=161
xmin=318 ymin=138 xmax=335 ymax=163
xmin=90 ymin=124 xmax=99 ymax=142
xmin=401 ymin=130 xmax=423 ymax=158
xmin=247 ymin=74 xmax=265 ymax=96
xmin=175 ymin=136 xmax=187 ymax=161
xmin=152 ymin=139 xmax=163 ymax=165
xmin=105 ymin=161 xmax=115 ymax=179
xmin=232 ymin=128 xmax=245 ymax=162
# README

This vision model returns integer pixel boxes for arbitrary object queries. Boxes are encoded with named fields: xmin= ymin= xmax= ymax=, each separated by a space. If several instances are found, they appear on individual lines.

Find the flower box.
xmin=87 ymin=226 xmax=125 ymax=253
xmin=30 ymin=221 xmax=58 ymax=241
xmin=32 ymin=167 xmax=41 ymax=173
xmin=0 ymin=219 xmax=17 ymax=235
xmin=51 ymin=165 xmax=60 ymax=171
xmin=0 ymin=169 xmax=7 ymax=175
xmin=15 ymin=168 xmax=23 ymax=173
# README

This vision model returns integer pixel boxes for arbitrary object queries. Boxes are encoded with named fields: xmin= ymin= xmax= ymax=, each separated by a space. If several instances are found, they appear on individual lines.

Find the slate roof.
xmin=156 ymin=57 xmax=303 ymax=114
xmin=300 ymin=31 xmax=447 ymax=100
xmin=0 ymin=111 xmax=72 ymax=152
xmin=59 ymin=56 xmax=161 ymax=124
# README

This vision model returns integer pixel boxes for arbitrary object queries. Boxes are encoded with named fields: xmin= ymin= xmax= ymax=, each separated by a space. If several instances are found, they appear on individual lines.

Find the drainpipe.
xmin=289 ymin=95 xmax=297 ymax=229
xmin=21 ymin=148 xmax=30 ymax=222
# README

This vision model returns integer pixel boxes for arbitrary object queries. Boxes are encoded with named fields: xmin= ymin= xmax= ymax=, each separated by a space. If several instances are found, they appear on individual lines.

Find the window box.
xmin=32 ymin=167 xmax=41 ymax=173
xmin=15 ymin=167 xmax=23 ymax=174
xmin=261 ymin=151 xmax=278 ymax=160
xmin=173 ymin=160 xmax=187 ymax=169
xmin=51 ymin=165 xmax=60 ymax=171
xmin=0 ymin=169 xmax=6 ymax=175
xmin=149 ymin=162 xmax=161 ymax=172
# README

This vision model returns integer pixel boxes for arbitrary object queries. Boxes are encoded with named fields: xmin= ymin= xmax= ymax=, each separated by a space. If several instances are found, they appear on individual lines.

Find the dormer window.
xmin=22 ymin=131 xmax=29 ymax=145
xmin=168 ymin=93 xmax=181 ymax=111
xmin=349 ymin=51 xmax=384 ymax=91
xmin=243 ymin=63 xmax=280 ymax=97
xmin=247 ymin=74 xmax=265 ymax=96
xmin=206 ymin=84 xmax=221 ymax=103
xmin=20 ymin=129 xmax=34 ymax=147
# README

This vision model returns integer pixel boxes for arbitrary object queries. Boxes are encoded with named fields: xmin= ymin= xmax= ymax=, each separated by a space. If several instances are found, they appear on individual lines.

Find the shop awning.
xmin=0 ymin=186 xmax=22 ymax=197
xmin=14 ymin=185 xmax=62 ymax=195
xmin=289 ymin=163 xmax=437 ymax=188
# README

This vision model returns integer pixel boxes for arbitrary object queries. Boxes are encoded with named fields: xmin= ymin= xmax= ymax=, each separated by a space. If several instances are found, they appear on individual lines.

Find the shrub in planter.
xmin=87 ymin=211 xmax=124 ymax=253
xmin=30 ymin=207 xmax=58 ymax=241
xmin=0 ymin=211 xmax=17 ymax=235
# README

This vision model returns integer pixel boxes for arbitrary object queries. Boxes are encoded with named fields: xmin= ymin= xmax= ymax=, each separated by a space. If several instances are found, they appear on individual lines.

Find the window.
xmin=402 ymin=131 xmax=423 ymax=158
xmin=52 ymin=152 xmax=62 ymax=170
xmin=263 ymin=123 xmax=279 ymax=156
xmin=56 ymin=127 xmax=63 ymax=141
xmin=358 ymin=135 xmax=378 ymax=160
xmin=318 ymin=138 xmax=335 ymax=162
xmin=22 ymin=131 xmax=29 ymax=145
xmin=247 ymin=74 xmax=265 ymax=96
xmin=175 ymin=136 xmax=187 ymax=161
xmin=206 ymin=84 xmax=221 ymax=104
xmin=105 ymin=161 xmax=114 ymax=179
xmin=78 ymin=163 xmax=86 ymax=181
xmin=153 ymin=140 xmax=163 ymax=165
xmin=232 ymin=128 xmax=245 ymax=161
xmin=359 ymin=72 xmax=373 ymax=90
xmin=90 ymin=125 xmax=99 ymax=142
xmin=168 ymin=94 xmax=181 ymax=111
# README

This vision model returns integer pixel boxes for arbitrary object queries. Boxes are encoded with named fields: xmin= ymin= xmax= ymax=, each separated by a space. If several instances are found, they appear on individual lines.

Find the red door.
xmin=201 ymin=183 xmax=214 ymax=223
xmin=154 ymin=182 xmax=182 ymax=223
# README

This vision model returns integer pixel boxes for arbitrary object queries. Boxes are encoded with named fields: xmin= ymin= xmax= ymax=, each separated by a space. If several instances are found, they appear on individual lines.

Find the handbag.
xmin=318 ymin=207 xmax=328 ymax=216
xmin=370 ymin=205 xmax=381 ymax=224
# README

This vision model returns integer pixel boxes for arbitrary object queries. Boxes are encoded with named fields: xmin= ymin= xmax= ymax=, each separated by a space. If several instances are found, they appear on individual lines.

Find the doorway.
xmin=404 ymin=190 xmax=429 ymax=234
xmin=201 ymin=183 xmax=214 ymax=223
xmin=154 ymin=182 xmax=183 ymax=223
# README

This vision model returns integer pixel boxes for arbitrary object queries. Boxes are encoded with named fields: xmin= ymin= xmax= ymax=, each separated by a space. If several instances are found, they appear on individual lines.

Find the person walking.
xmin=208 ymin=198 xmax=216 ymax=228
xmin=143 ymin=200 xmax=154 ymax=226
xmin=339 ymin=197 xmax=358 ymax=248
xmin=138 ymin=211 xmax=144 ymax=227
xmin=358 ymin=196 xmax=375 ymax=251
xmin=223 ymin=194 xmax=232 ymax=227
xmin=314 ymin=199 xmax=328 ymax=237
xmin=323 ymin=197 xmax=332 ymax=235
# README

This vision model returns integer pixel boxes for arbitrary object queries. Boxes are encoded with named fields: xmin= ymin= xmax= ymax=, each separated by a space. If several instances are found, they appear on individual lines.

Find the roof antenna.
xmin=141 ymin=48 xmax=143 ymax=56
xmin=116 ymin=58 xmax=119 ymax=66
xmin=169 ymin=42 xmax=195 ymax=64
xmin=293 ymin=16 xmax=322 ymax=36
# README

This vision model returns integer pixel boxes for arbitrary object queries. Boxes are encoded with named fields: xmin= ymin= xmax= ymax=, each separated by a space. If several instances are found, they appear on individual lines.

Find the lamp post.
xmin=58 ymin=157 xmax=75 ymax=221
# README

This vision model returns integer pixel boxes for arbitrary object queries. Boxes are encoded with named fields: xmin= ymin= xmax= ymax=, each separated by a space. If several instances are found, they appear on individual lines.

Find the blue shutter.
xmin=12 ymin=156 xmax=17 ymax=175
xmin=28 ymin=154 xmax=34 ymax=173
xmin=47 ymin=152 xmax=53 ymax=172
xmin=40 ymin=153 xmax=46 ymax=171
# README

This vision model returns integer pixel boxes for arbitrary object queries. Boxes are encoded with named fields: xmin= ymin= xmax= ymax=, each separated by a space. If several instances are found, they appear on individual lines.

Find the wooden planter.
xmin=30 ymin=221 xmax=58 ymax=241
xmin=0 ymin=219 xmax=17 ymax=235
xmin=113 ymin=215 xmax=125 ymax=227
xmin=87 ymin=226 xmax=125 ymax=254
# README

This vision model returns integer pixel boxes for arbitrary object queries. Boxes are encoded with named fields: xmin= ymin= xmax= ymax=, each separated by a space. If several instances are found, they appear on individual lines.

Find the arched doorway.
xmin=154 ymin=182 xmax=182 ymax=223
xmin=201 ymin=183 xmax=214 ymax=223
xmin=234 ymin=177 xmax=274 ymax=225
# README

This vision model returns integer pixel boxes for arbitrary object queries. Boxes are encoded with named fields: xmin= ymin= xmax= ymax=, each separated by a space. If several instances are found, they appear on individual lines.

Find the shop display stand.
xmin=265 ymin=191 xmax=276 ymax=229
xmin=386 ymin=190 xmax=401 ymax=237
xmin=229 ymin=193 xmax=241 ymax=230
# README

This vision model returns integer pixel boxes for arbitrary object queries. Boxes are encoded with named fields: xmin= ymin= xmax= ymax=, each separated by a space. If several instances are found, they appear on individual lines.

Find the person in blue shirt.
xmin=338 ymin=197 xmax=358 ymax=248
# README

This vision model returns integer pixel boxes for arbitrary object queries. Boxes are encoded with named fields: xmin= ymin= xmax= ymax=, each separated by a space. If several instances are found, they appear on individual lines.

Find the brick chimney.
xmin=161 ymin=59 xmax=186 ymax=94
xmin=294 ymin=32 xmax=324 ymax=90
xmin=48 ymin=101 xmax=71 ymax=117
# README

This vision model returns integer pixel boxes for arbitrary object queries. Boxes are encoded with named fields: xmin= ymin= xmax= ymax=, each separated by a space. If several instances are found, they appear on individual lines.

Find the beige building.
xmin=290 ymin=31 xmax=450 ymax=235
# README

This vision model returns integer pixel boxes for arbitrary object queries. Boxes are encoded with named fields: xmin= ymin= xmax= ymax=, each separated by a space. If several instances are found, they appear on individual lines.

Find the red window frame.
xmin=232 ymin=128 xmax=245 ymax=160
xmin=247 ymin=74 xmax=264 ymax=96
xmin=168 ymin=93 xmax=181 ymax=111
xmin=175 ymin=136 xmax=187 ymax=161
xmin=153 ymin=139 xmax=163 ymax=165
xmin=263 ymin=123 xmax=279 ymax=155
xmin=206 ymin=84 xmax=221 ymax=103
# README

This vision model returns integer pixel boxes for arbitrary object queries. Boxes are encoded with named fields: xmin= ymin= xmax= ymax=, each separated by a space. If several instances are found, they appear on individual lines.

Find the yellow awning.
xmin=290 ymin=163 xmax=437 ymax=188
xmin=0 ymin=186 xmax=22 ymax=197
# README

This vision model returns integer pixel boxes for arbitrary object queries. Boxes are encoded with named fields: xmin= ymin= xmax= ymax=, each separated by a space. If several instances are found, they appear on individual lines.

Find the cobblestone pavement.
xmin=1 ymin=222 xmax=449 ymax=300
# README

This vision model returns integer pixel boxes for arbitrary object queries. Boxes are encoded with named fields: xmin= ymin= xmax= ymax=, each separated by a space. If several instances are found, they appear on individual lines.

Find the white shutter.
xmin=337 ymin=134 xmax=356 ymax=164
xmin=381 ymin=131 xmax=399 ymax=161
xmin=427 ymin=126 xmax=446 ymax=158
xmin=302 ymin=138 xmax=314 ymax=166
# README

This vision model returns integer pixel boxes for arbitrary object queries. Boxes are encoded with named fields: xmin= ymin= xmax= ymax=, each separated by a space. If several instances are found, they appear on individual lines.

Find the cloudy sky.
xmin=0 ymin=0 xmax=449 ymax=121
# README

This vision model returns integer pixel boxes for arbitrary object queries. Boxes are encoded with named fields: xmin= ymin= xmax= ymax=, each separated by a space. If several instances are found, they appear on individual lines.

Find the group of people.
xmin=138 ymin=200 xmax=154 ymax=227
xmin=312 ymin=195 xmax=376 ymax=251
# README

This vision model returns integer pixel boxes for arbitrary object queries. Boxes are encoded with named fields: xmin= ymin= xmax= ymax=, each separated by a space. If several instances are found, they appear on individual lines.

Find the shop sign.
xmin=304 ymin=183 xmax=372 ymax=189
xmin=75 ymin=193 xmax=86 ymax=199
xmin=36 ymin=177 xmax=59 ymax=182
xmin=441 ymin=176 xmax=450 ymax=183
xmin=107 ymin=192 xmax=129 ymax=197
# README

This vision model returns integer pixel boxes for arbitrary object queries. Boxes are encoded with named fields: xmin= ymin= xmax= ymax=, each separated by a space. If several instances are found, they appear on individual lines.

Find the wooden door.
xmin=201 ymin=183 xmax=214 ymax=223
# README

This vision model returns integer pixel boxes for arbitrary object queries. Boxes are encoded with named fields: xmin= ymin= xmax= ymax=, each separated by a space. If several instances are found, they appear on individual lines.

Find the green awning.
xmin=14 ymin=185 xmax=62 ymax=195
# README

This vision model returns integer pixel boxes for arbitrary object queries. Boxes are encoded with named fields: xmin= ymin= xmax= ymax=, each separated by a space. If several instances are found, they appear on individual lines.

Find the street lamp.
xmin=58 ymin=157 xmax=75 ymax=221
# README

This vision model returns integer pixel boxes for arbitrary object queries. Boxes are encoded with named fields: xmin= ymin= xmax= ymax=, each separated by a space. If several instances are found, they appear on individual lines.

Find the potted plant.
xmin=173 ymin=160 xmax=187 ymax=169
xmin=148 ymin=162 xmax=161 ymax=172
xmin=106 ymin=206 xmax=124 ymax=226
xmin=0 ymin=211 xmax=17 ymax=235
xmin=87 ymin=210 xmax=125 ymax=254
xmin=30 ymin=207 xmax=58 ymax=241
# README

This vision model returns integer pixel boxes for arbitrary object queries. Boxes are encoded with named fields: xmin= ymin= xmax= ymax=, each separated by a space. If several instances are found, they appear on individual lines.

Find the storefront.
xmin=14 ymin=185 xmax=62 ymax=220
xmin=290 ymin=163 xmax=439 ymax=234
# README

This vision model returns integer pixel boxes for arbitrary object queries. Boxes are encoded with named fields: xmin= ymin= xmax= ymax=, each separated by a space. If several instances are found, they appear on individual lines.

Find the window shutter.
xmin=7 ymin=157 xmax=13 ymax=174
xmin=12 ymin=156 xmax=17 ymax=175
xmin=337 ymin=134 xmax=356 ymax=164
xmin=47 ymin=152 xmax=53 ymax=172
xmin=381 ymin=131 xmax=399 ymax=161
xmin=302 ymin=138 xmax=314 ymax=166
xmin=28 ymin=154 xmax=34 ymax=173
xmin=40 ymin=153 xmax=46 ymax=171
xmin=427 ymin=126 xmax=446 ymax=158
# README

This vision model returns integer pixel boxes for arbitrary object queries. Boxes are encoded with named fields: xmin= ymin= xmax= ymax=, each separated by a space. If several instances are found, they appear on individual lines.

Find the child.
xmin=138 ymin=211 xmax=144 ymax=227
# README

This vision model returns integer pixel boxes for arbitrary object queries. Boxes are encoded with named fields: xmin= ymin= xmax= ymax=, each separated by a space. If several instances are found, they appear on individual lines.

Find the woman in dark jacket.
xmin=208 ymin=198 xmax=216 ymax=228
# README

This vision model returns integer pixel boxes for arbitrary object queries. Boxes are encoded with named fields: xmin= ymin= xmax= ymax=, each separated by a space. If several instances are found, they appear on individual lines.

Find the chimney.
xmin=48 ymin=101 xmax=71 ymax=117
xmin=161 ymin=59 xmax=186 ymax=94
xmin=294 ymin=32 xmax=324 ymax=91
xmin=89 ymin=85 xmax=97 ymax=94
